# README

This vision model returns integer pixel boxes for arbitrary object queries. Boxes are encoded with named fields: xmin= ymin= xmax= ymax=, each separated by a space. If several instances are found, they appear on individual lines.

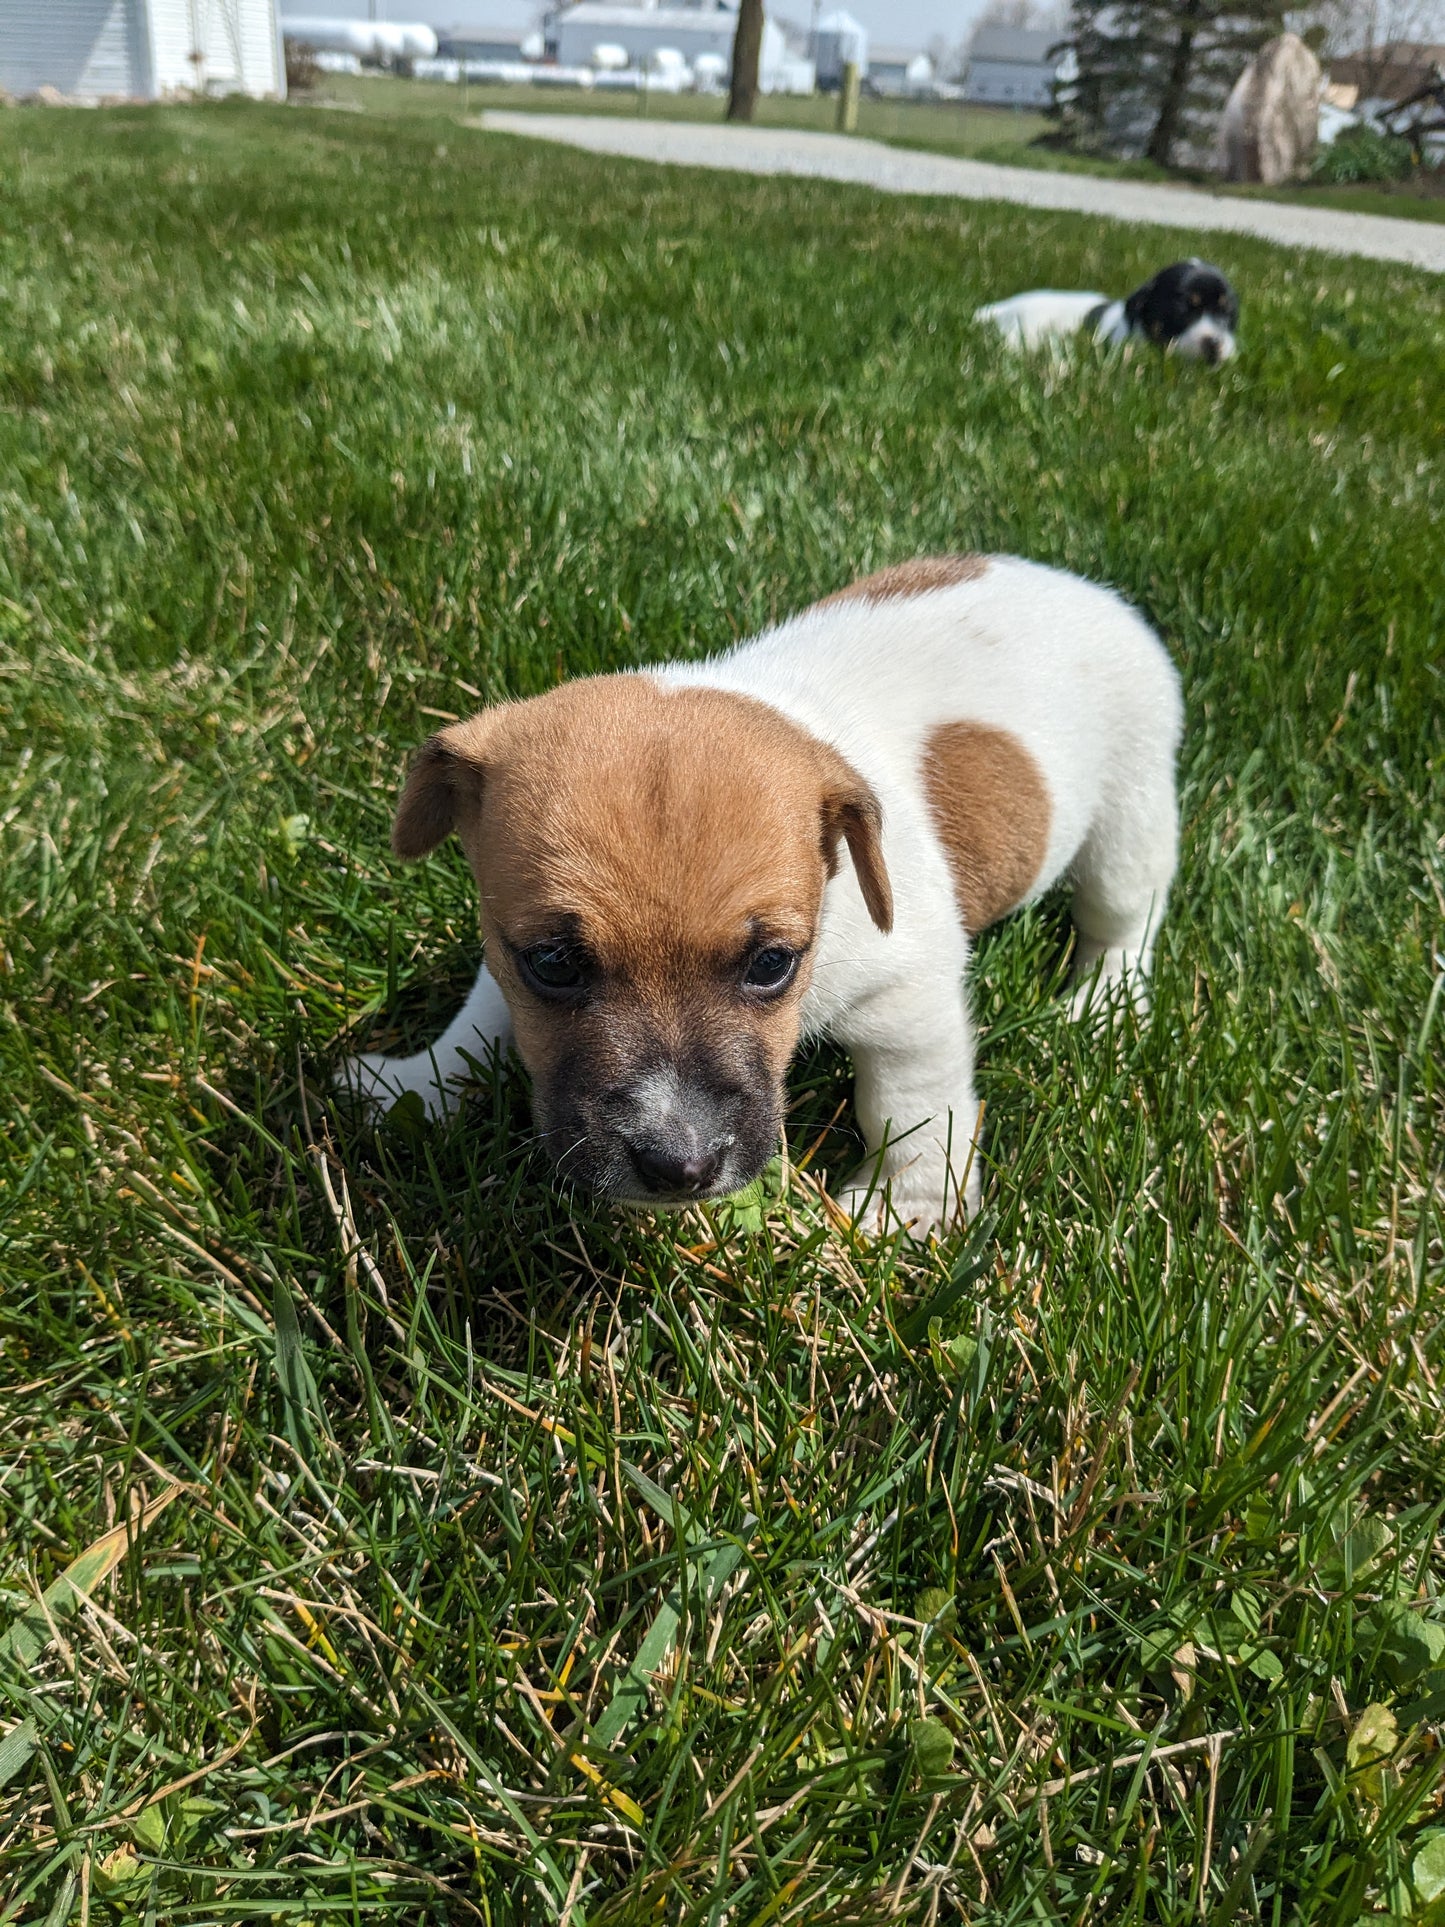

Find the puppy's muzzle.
xmin=614 ymin=1066 xmax=748 ymax=1201
xmin=553 ymin=1059 xmax=776 ymax=1206
xmin=626 ymin=1125 xmax=734 ymax=1199
xmin=1176 ymin=318 xmax=1233 ymax=365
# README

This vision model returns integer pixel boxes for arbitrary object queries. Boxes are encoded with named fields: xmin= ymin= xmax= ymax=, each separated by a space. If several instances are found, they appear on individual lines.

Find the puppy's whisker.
xmin=552 ymin=1134 xmax=592 ymax=1183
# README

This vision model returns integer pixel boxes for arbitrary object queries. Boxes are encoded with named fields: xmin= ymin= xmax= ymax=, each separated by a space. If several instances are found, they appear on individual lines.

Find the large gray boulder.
xmin=1217 ymin=33 xmax=1323 ymax=183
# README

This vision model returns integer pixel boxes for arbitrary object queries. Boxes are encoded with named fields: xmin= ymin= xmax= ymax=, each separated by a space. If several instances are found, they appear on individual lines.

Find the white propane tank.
xmin=368 ymin=22 xmax=437 ymax=60
xmin=283 ymin=18 xmax=377 ymax=57
xmin=285 ymin=18 xmax=437 ymax=63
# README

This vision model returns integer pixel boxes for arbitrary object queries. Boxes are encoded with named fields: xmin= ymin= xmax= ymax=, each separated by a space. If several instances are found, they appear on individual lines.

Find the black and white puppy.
xmin=976 ymin=259 xmax=1239 ymax=365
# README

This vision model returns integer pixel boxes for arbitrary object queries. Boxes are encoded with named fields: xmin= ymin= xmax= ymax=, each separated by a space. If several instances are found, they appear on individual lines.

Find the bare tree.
xmin=926 ymin=33 xmax=973 ymax=79
xmin=1291 ymin=0 xmax=1443 ymax=60
xmin=728 ymin=0 xmax=766 ymax=121
xmin=1290 ymin=0 xmax=1444 ymax=99
xmin=972 ymin=0 xmax=1068 ymax=30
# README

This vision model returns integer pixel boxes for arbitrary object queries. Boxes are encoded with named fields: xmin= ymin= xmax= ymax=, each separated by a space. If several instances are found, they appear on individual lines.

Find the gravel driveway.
xmin=482 ymin=113 xmax=1445 ymax=273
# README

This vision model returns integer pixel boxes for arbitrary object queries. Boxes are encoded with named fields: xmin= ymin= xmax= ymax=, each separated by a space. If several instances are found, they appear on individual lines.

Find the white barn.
xmin=962 ymin=25 xmax=1059 ymax=107
xmin=0 ymin=0 xmax=286 ymax=102
xmin=867 ymin=46 xmax=933 ymax=96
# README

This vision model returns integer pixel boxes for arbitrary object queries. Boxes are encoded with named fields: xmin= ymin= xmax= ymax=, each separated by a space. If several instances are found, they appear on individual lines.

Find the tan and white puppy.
xmin=346 ymin=555 xmax=1182 ymax=1231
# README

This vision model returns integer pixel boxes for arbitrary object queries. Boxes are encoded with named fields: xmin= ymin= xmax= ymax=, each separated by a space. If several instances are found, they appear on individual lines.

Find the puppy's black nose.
xmin=1201 ymin=337 xmax=1221 ymax=365
xmin=630 ymin=1140 xmax=724 ymax=1197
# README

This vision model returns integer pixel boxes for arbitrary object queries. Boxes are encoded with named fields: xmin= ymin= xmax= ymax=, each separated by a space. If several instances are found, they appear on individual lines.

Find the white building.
xmin=867 ymin=46 xmax=933 ymax=96
xmin=962 ymin=24 xmax=1060 ymax=107
xmin=813 ymin=7 xmax=866 ymax=89
xmin=543 ymin=4 xmax=810 ymax=92
xmin=0 ymin=0 xmax=286 ymax=101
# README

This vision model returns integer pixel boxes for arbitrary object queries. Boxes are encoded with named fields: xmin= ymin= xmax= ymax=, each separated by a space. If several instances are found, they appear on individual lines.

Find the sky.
xmin=832 ymin=1 xmax=981 ymax=44
xmin=303 ymin=0 xmax=1445 ymax=47
xmin=339 ymin=1 xmax=987 ymax=51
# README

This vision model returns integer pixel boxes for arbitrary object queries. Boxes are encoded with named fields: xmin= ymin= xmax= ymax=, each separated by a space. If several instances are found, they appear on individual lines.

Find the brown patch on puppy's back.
xmin=818 ymin=554 xmax=989 ymax=608
xmin=923 ymin=722 xmax=1051 ymax=934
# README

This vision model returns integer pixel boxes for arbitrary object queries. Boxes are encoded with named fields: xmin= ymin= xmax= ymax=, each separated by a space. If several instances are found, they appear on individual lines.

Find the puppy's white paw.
xmin=337 ymin=1051 xmax=454 ymax=1121
xmin=1068 ymin=952 xmax=1152 ymax=1024
xmin=1068 ymin=971 xmax=1112 ymax=1024
xmin=835 ymin=1159 xmax=982 ymax=1240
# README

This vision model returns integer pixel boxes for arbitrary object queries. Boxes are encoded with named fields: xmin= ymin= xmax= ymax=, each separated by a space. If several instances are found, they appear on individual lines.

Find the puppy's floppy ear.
xmin=1123 ymin=269 xmax=1161 ymax=327
xmin=391 ymin=714 xmax=493 ymax=859
xmin=818 ymin=753 xmax=893 ymax=934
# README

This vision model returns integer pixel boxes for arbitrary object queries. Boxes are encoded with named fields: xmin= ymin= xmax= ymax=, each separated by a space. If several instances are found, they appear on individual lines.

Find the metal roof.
xmin=968 ymin=25 xmax=1058 ymax=65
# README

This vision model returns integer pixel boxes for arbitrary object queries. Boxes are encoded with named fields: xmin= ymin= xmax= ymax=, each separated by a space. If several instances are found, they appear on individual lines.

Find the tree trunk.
xmin=1145 ymin=0 xmax=1202 ymax=164
xmin=727 ymin=0 xmax=765 ymax=122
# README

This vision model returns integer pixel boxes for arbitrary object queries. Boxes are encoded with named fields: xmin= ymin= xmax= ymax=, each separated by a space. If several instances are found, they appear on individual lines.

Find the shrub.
xmin=1311 ymin=122 xmax=1413 ymax=183
xmin=283 ymin=37 xmax=319 ymax=93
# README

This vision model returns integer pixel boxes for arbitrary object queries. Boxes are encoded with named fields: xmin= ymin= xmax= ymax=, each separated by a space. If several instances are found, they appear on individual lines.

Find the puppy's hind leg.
xmin=1068 ymin=750 xmax=1179 ymax=1018
xmin=343 ymin=960 xmax=513 ymax=1119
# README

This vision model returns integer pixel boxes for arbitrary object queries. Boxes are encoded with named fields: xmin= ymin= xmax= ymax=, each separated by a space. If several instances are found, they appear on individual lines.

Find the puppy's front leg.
xmin=345 ymin=960 xmax=512 ymax=1119
xmin=833 ymin=987 xmax=982 ymax=1235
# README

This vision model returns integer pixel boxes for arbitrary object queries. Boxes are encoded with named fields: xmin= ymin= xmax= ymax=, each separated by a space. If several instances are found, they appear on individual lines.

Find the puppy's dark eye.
xmin=742 ymin=945 xmax=798 ymax=995
xmin=520 ymin=942 xmax=587 ymax=994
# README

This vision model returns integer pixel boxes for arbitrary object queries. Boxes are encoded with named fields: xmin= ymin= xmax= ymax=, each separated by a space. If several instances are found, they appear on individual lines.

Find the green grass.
xmin=307 ymin=71 xmax=1445 ymax=221
xmin=311 ymin=71 xmax=1054 ymax=161
xmin=1 ymin=96 xmax=1443 ymax=1925
xmin=1228 ymin=177 xmax=1445 ymax=226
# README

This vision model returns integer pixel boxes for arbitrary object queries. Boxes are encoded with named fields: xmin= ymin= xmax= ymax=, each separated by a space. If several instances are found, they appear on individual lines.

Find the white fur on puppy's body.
xmin=975 ymin=290 xmax=1232 ymax=358
xmin=975 ymin=267 xmax=1237 ymax=363
xmin=973 ymin=290 xmax=1126 ymax=350
xmin=352 ymin=557 xmax=1182 ymax=1232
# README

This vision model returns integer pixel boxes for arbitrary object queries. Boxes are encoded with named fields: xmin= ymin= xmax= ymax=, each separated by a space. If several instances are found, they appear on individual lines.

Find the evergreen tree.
xmin=1058 ymin=0 xmax=1289 ymax=163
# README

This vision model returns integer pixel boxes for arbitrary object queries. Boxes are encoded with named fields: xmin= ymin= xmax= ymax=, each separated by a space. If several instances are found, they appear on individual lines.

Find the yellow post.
xmin=836 ymin=59 xmax=860 ymax=132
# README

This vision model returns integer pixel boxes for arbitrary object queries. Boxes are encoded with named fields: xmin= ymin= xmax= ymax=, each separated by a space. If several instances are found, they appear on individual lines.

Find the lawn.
xmin=1 ymin=96 xmax=1443 ymax=1925
xmin=310 ymin=71 xmax=1055 ymax=164
xmin=309 ymin=72 xmax=1445 ymax=223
